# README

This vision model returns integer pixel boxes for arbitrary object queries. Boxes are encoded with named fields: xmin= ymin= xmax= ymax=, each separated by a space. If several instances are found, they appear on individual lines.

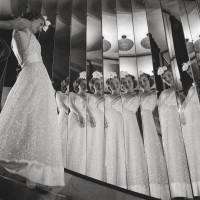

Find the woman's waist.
xmin=21 ymin=53 xmax=42 ymax=67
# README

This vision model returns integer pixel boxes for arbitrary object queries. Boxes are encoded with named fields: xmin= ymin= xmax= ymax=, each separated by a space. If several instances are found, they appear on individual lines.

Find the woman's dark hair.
xmin=21 ymin=11 xmax=45 ymax=25
xmin=140 ymin=73 xmax=154 ymax=87
xmin=61 ymin=76 xmax=69 ymax=93
xmin=73 ymin=77 xmax=84 ymax=93
xmin=121 ymin=74 xmax=138 ymax=89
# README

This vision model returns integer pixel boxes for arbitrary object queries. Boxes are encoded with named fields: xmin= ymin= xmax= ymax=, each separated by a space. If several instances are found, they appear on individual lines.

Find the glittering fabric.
xmin=0 ymin=31 xmax=64 ymax=186
xmin=141 ymin=93 xmax=170 ymax=199
xmin=57 ymin=92 xmax=69 ymax=168
xmin=122 ymin=94 xmax=149 ymax=195
xmin=104 ymin=95 xmax=127 ymax=189
xmin=86 ymin=94 xmax=105 ymax=181
xmin=182 ymin=86 xmax=200 ymax=196
xmin=158 ymin=89 xmax=192 ymax=198
xmin=67 ymin=93 xmax=87 ymax=175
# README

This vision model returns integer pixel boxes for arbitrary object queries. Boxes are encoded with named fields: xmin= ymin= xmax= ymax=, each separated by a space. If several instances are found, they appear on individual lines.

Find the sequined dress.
xmin=141 ymin=92 xmax=170 ymax=199
xmin=104 ymin=94 xmax=127 ymax=188
xmin=0 ymin=30 xmax=65 ymax=186
xmin=86 ymin=94 xmax=105 ymax=181
xmin=57 ymin=91 xmax=69 ymax=168
xmin=158 ymin=89 xmax=192 ymax=198
xmin=182 ymin=86 xmax=200 ymax=196
xmin=67 ymin=93 xmax=87 ymax=175
xmin=122 ymin=94 xmax=149 ymax=195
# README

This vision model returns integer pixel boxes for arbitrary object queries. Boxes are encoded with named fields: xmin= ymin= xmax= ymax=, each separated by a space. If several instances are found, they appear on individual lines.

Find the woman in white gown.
xmin=180 ymin=62 xmax=200 ymax=197
xmin=157 ymin=66 xmax=192 ymax=198
xmin=86 ymin=71 xmax=106 ymax=181
xmin=139 ymin=72 xmax=170 ymax=199
xmin=0 ymin=12 xmax=64 ymax=188
xmin=120 ymin=71 xmax=149 ymax=195
xmin=56 ymin=77 xmax=69 ymax=168
xmin=104 ymin=72 xmax=127 ymax=189
xmin=67 ymin=71 xmax=87 ymax=175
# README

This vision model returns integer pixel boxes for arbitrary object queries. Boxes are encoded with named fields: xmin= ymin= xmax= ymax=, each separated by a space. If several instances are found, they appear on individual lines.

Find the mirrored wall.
xmin=1 ymin=0 xmax=200 ymax=199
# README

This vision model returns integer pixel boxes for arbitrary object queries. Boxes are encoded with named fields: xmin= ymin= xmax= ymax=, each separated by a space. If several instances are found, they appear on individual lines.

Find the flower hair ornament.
xmin=157 ymin=66 xmax=167 ymax=76
xmin=92 ymin=71 xmax=103 ymax=79
xmin=138 ymin=70 xmax=144 ymax=77
xmin=79 ymin=71 xmax=86 ymax=79
xmin=43 ymin=16 xmax=51 ymax=32
xmin=182 ymin=61 xmax=191 ymax=71
xmin=120 ymin=71 xmax=129 ymax=78
xmin=106 ymin=71 xmax=117 ymax=80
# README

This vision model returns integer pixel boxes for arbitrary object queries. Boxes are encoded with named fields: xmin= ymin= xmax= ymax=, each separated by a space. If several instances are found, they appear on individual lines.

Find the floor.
xmin=0 ymin=167 xmax=156 ymax=200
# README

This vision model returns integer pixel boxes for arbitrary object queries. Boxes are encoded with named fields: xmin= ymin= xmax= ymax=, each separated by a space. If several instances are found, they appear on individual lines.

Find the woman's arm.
xmin=86 ymin=96 xmax=96 ymax=127
xmin=0 ymin=18 xmax=29 ymax=30
xmin=69 ymin=93 xmax=85 ymax=127
xmin=55 ymin=92 xmax=69 ymax=114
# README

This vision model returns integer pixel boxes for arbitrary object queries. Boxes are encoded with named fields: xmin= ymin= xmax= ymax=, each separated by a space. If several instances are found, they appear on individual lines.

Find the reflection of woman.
xmin=67 ymin=71 xmax=87 ymax=174
xmin=180 ymin=62 xmax=200 ymax=196
xmin=158 ymin=66 xmax=192 ymax=198
xmin=139 ymin=72 xmax=170 ymax=199
xmin=86 ymin=71 xmax=105 ymax=181
xmin=104 ymin=72 xmax=127 ymax=188
xmin=56 ymin=77 xmax=69 ymax=168
xmin=0 ymin=12 xmax=64 ymax=188
xmin=120 ymin=71 xmax=149 ymax=195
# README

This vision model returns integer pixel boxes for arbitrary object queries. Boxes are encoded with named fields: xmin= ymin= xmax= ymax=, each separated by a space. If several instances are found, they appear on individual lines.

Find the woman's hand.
xmin=88 ymin=114 xmax=96 ymax=128
xmin=180 ymin=112 xmax=186 ymax=125
xmin=104 ymin=118 xmax=108 ymax=128
xmin=78 ymin=114 xmax=85 ymax=128
xmin=179 ymin=105 xmax=186 ymax=125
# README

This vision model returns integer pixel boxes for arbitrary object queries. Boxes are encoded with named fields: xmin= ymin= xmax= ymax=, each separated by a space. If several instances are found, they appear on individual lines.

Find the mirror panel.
xmin=66 ymin=0 xmax=87 ymax=175
xmin=131 ymin=0 xmax=170 ymax=198
xmin=102 ymin=0 xmax=127 ymax=189
xmin=39 ymin=0 xmax=58 ymax=78
xmin=53 ymin=0 xmax=72 ymax=169
xmin=86 ymin=0 xmax=105 ymax=181
xmin=177 ymin=0 xmax=200 ymax=100
xmin=145 ymin=0 xmax=193 ymax=199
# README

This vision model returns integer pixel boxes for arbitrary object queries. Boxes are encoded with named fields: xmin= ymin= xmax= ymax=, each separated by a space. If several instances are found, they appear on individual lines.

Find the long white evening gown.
xmin=86 ymin=94 xmax=105 ymax=181
xmin=0 ymin=30 xmax=64 ymax=186
xmin=182 ymin=85 xmax=200 ymax=196
xmin=121 ymin=94 xmax=149 ymax=195
xmin=56 ymin=91 xmax=69 ymax=168
xmin=104 ymin=94 xmax=127 ymax=189
xmin=158 ymin=88 xmax=192 ymax=198
xmin=140 ymin=92 xmax=170 ymax=199
xmin=67 ymin=92 xmax=87 ymax=175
